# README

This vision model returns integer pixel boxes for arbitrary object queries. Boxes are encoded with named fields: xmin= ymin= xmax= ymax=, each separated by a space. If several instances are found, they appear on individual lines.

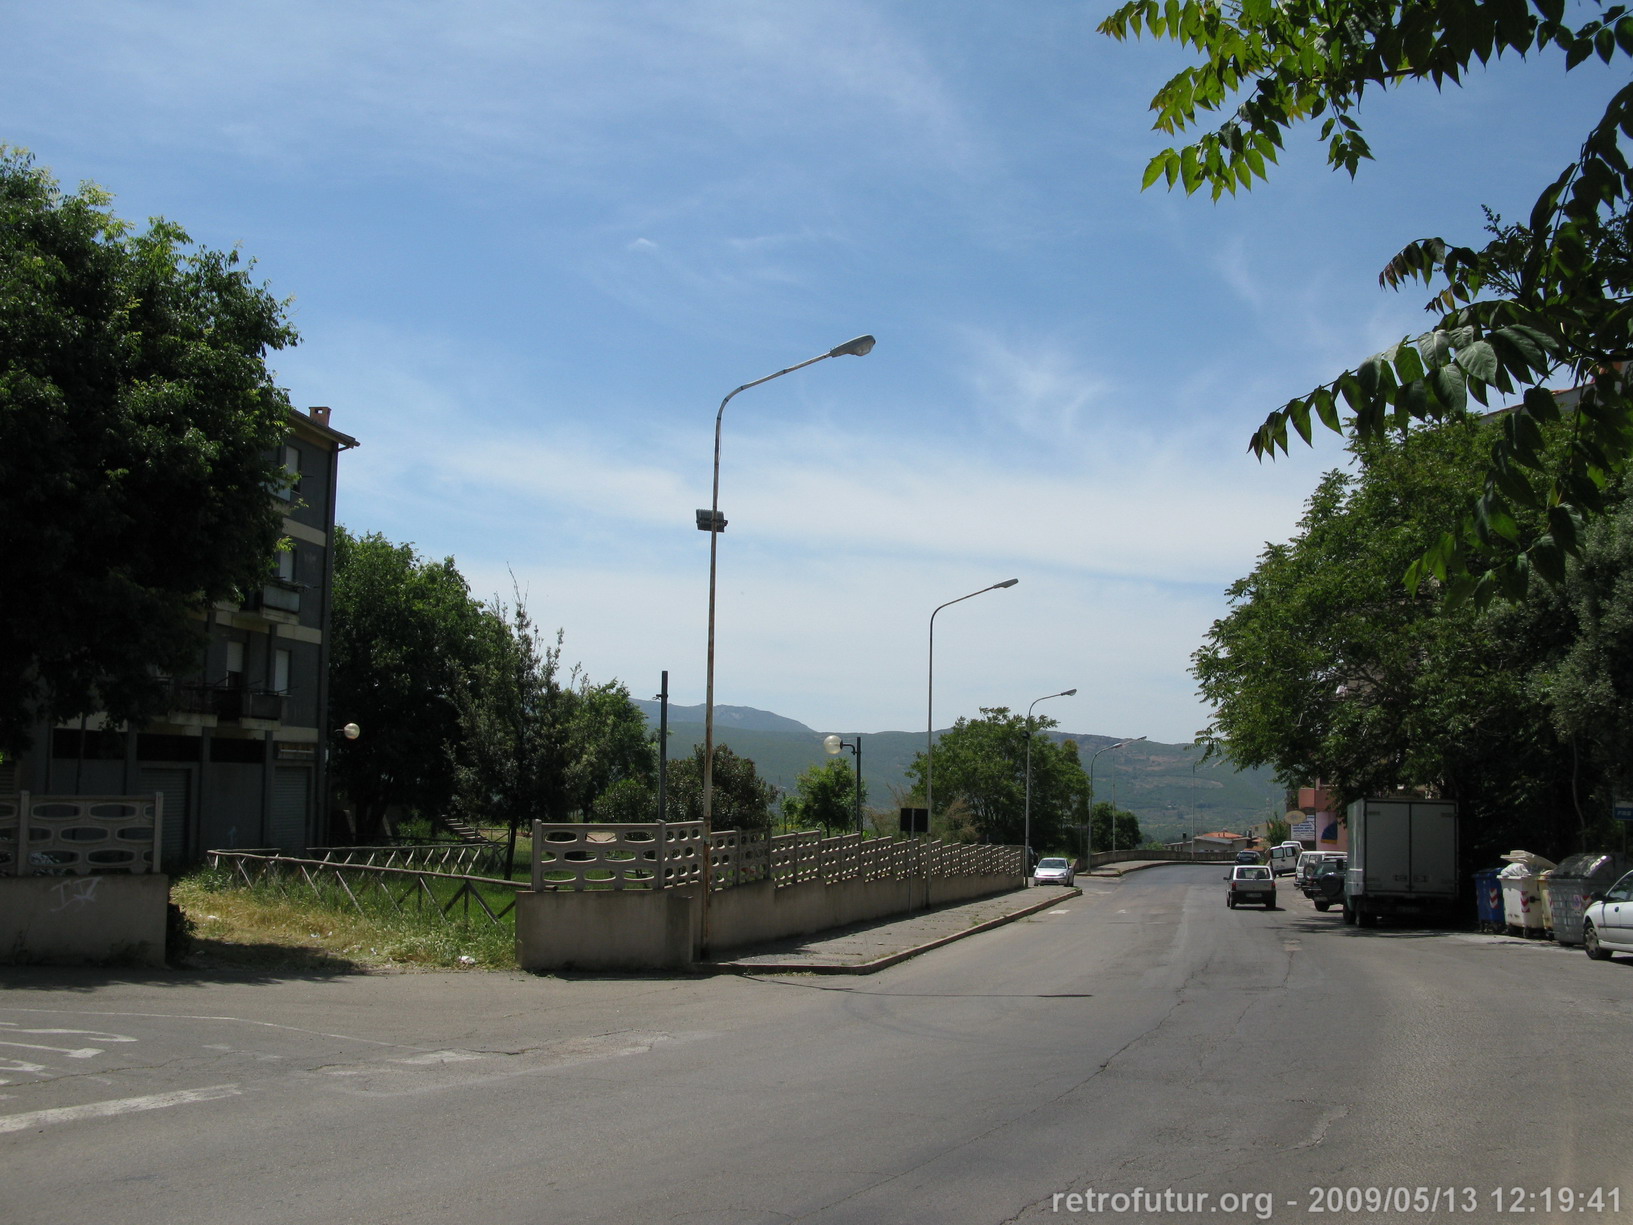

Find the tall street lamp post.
xmin=698 ymin=335 xmax=874 ymax=945
xmin=925 ymin=579 xmax=1019 ymax=833
xmin=823 ymin=734 xmax=864 ymax=836
xmin=1023 ymin=688 xmax=1076 ymax=883
xmin=1087 ymin=735 xmax=1147 ymax=866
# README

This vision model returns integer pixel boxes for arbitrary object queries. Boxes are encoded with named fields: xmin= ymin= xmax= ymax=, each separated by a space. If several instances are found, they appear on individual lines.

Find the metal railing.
xmin=206 ymin=849 xmax=525 ymax=926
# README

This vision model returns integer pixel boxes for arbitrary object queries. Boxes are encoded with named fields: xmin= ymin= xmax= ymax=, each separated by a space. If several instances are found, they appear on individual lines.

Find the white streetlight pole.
xmin=925 ymin=579 xmax=1019 ymax=833
xmin=1087 ymin=735 xmax=1147 ymax=867
xmin=1023 ymin=688 xmax=1076 ymax=883
xmin=698 ymin=335 xmax=874 ymax=947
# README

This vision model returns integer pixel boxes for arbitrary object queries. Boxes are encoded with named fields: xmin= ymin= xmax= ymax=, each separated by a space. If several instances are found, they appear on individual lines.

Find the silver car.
xmin=1033 ymin=856 xmax=1075 ymax=886
xmin=1583 ymin=870 xmax=1633 ymax=960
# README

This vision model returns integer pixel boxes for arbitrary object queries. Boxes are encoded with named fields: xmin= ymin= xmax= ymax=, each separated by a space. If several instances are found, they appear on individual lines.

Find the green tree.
xmin=906 ymin=708 xmax=1090 ymax=846
xmin=661 ymin=744 xmax=777 ymax=832
xmin=0 ymin=149 xmax=295 ymax=751
xmin=562 ymin=673 xmax=656 ymax=822
xmin=329 ymin=528 xmax=493 ymax=842
xmin=449 ymin=596 xmax=571 ymax=874
xmin=1090 ymin=800 xmax=1144 ymax=854
xmin=1192 ymin=419 xmax=1621 ymax=860
xmin=1101 ymin=2 xmax=1633 ymax=598
xmin=784 ymin=757 xmax=866 ymax=834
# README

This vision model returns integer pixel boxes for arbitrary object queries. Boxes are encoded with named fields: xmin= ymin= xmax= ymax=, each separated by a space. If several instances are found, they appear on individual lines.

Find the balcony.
xmin=215 ymin=687 xmax=286 ymax=723
xmin=242 ymin=577 xmax=303 ymax=616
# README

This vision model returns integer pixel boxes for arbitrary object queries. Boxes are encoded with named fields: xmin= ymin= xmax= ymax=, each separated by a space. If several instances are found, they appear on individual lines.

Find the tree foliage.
xmin=329 ymin=528 xmax=494 ymax=842
xmin=784 ymin=757 xmax=866 ymax=834
xmin=660 ymin=744 xmax=778 ymax=831
xmin=906 ymin=708 xmax=1090 ymax=847
xmin=1192 ymin=419 xmax=1630 ymax=860
xmin=0 ymin=148 xmax=295 ymax=751
xmin=1090 ymin=799 xmax=1145 ymax=853
xmin=330 ymin=533 xmax=653 ymax=854
xmin=1101 ymin=1 xmax=1633 ymax=599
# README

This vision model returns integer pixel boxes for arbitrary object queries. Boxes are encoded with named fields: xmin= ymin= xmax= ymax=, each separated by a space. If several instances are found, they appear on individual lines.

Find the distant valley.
xmin=632 ymin=701 xmax=1283 ymax=842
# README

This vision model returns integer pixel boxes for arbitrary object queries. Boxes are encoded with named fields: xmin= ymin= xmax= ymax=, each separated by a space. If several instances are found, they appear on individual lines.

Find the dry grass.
xmin=170 ymin=870 xmax=516 ymax=973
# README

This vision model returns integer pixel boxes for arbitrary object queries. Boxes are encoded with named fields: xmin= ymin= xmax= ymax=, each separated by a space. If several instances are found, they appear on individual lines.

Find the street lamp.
xmin=926 ymin=579 xmax=1019 ymax=831
xmin=1087 ymin=735 xmax=1147 ymax=865
xmin=823 ymin=734 xmax=864 ymax=836
xmin=1023 ymin=689 xmax=1076 ymax=882
xmin=698 ymin=335 xmax=874 ymax=945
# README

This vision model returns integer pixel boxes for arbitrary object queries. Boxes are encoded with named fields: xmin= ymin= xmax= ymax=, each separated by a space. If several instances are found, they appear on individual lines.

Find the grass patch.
xmin=171 ymin=867 xmax=517 ymax=973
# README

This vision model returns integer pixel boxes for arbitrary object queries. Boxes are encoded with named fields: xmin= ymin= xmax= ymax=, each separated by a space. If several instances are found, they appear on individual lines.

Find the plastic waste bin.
xmin=1538 ymin=870 xmax=1558 ymax=937
xmin=1545 ymin=852 xmax=1631 ymax=946
xmin=1474 ymin=867 xmax=1505 ymax=933
xmin=1498 ymin=851 xmax=1556 ymax=936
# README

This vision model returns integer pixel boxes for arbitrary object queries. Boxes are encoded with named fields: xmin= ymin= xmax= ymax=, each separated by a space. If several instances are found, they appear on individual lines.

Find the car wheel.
xmin=1227 ymin=895 xmax=1235 ymax=908
xmin=1584 ymin=920 xmax=1611 ymax=961
xmin=1314 ymin=900 xmax=1330 ymax=912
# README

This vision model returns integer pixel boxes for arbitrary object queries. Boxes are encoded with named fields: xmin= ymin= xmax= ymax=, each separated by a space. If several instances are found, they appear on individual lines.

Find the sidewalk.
xmin=700 ymin=861 xmax=1180 ymax=974
xmin=702 ymin=886 xmax=1074 ymax=974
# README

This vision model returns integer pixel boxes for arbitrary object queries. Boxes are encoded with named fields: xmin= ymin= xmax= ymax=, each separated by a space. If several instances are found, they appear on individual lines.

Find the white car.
xmin=1583 ymin=870 xmax=1633 ymax=960
xmin=1033 ymin=857 xmax=1075 ymax=886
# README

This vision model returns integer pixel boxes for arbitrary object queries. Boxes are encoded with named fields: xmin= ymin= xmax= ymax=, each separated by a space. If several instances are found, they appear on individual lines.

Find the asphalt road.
xmin=4 ymin=864 xmax=1630 ymax=1224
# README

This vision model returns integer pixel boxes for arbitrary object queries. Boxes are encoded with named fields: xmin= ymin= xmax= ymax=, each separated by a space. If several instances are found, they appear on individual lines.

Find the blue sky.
xmin=2 ymin=2 xmax=1618 ymax=744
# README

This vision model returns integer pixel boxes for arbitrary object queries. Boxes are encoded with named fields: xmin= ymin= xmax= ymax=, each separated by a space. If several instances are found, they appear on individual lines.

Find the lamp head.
xmin=824 ymin=734 xmax=843 ymax=755
xmin=993 ymin=578 xmax=1019 ymax=589
xmin=1063 ymin=688 xmax=1078 ymax=697
xmin=340 ymin=722 xmax=361 ymax=741
xmin=828 ymin=335 xmax=876 ymax=358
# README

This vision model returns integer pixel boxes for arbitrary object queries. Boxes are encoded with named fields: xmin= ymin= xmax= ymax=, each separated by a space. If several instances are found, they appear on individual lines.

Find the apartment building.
xmin=3 ymin=406 xmax=358 ymax=867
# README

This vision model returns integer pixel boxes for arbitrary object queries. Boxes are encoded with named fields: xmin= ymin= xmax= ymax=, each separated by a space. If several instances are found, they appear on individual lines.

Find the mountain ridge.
xmin=631 ymin=701 xmax=1280 ymax=842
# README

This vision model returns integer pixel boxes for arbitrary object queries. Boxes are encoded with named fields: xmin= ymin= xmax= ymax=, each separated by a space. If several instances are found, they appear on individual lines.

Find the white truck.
xmin=1343 ymin=798 xmax=1459 ymax=927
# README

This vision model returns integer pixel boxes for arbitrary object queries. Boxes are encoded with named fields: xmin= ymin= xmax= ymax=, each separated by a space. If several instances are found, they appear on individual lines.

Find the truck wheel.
xmin=1314 ymin=900 xmax=1330 ymax=912
xmin=1343 ymin=906 xmax=1357 ymax=925
xmin=1584 ymin=920 xmax=1610 ymax=961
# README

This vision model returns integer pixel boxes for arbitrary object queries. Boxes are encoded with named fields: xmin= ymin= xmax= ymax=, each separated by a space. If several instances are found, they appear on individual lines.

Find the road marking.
xmin=0 ymin=1084 xmax=241 ymax=1134
xmin=0 ymin=1042 xmax=104 ymax=1059
xmin=1048 ymin=909 xmax=1071 ymax=915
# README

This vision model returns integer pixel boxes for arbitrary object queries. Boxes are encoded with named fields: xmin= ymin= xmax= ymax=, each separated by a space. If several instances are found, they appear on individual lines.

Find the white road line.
xmin=0 ymin=1083 xmax=241 ymax=1134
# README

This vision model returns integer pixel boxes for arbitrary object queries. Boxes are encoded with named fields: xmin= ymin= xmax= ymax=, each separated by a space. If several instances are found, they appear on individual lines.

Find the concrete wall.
xmin=515 ymin=887 xmax=700 ymax=972
xmin=0 ymin=874 xmax=169 ymax=967
xmin=515 ymin=871 xmax=1022 ymax=971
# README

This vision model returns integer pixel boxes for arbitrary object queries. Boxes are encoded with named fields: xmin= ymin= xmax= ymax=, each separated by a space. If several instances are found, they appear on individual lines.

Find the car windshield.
xmin=1038 ymin=858 xmax=1068 ymax=869
xmin=1236 ymin=867 xmax=1271 ymax=879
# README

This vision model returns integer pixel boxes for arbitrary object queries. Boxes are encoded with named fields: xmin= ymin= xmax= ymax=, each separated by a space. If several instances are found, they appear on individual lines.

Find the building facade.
xmin=2 ymin=406 xmax=357 ymax=868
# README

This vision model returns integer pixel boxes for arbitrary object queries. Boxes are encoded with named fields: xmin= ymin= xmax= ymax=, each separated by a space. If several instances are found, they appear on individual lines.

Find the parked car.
xmin=1033 ymin=856 xmax=1075 ymax=886
xmin=1234 ymin=849 xmax=1261 ymax=865
xmin=1226 ymin=864 xmax=1277 ymax=909
xmin=1268 ymin=842 xmax=1304 ymax=876
xmin=1302 ymin=859 xmax=1348 ymax=912
xmin=1583 ymin=870 xmax=1633 ymax=960
xmin=1295 ymin=850 xmax=1345 ymax=886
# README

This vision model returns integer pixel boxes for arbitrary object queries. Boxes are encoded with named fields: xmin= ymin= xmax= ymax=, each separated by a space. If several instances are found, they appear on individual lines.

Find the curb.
xmin=707 ymin=886 xmax=1083 ymax=976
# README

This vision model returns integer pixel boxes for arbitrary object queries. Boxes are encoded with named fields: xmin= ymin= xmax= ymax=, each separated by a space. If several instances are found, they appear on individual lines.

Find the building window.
xmin=275 ymin=444 xmax=302 ymax=501
xmin=274 ymin=649 xmax=291 ymax=695
xmin=225 ymin=640 xmax=245 ymax=688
